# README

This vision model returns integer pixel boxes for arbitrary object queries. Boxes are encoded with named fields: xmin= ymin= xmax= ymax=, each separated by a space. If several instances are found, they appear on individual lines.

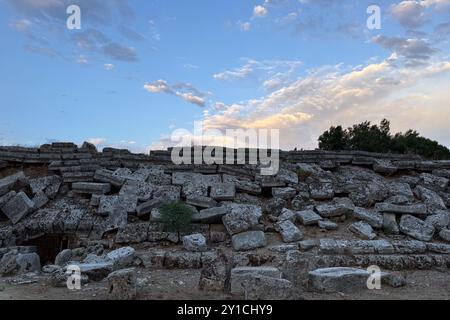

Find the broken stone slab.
xmin=0 ymin=160 xmax=6 ymax=169
xmin=72 ymin=182 xmax=111 ymax=195
xmin=137 ymin=250 xmax=166 ymax=269
xmin=0 ymin=191 xmax=16 ymax=208
xmin=373 ymin=160 xmax=397 ymax=175
xmin=383 ymin=213 xmax=400 ymax=235
xmin=115 ymin=223 xmax=149 ymax=244
xmin=439 ymin=229 xmax=450 ymax=243
xmin=0 ymin=171 xmax=28 ymax=196
xmin=163 ymin=251 xmax=202 ymax=269
xmin=74 ymin=262 xmax=114 ymax=282
xmin=94 ymin=169 xmax=125 ymax=188
xmin=309 ymin=182 xmax=334 ymax=200
xmin=182 ymin=234 xmax=207 ymax=252
xmin=240 ymin=275 xmax=296 ymax=300
xmin=106 ymin=247 xmax=136 ymax=270
xmin=275 ymin=220 xmax=303 ymax=243
xmin=210 ymin=183 xmax=236 ymax=201
xmin=319 ymin=239 xmax=394 ymax=255
xmin=299 ymin=239 xmax=318 ymax=251
xmin=277 ymin=208 xmax=297 ymax=222
xmin=425 ymin=211 xmax=450 ymax=231
xmin=349 ymin=222 xmax=377 ymax=240
xmin=182 ymin=182 xmax=207 ymax=198
xmin=29 ymin=175 xmax=61 ymax=198
xmin=268 ymin=244 xmax=300 ymax=253
xmin=391 ymin=240 xmax=427 ymax=254
xmin=309 ymin=267 xmax=386 ymax=293
xmin=375 ymin=203 xmax=429 ymax=217
xmin=32 ymin=191 xmax=49 ymax=210
xmin=186 ymin=196 xmax=218 ymax=209
xmin=399 ymin=215 xmax=435 ymax=242
xmin=198 ymin=250 xmax=229 ymax=291
xmin=419 ymin=173 xmax=449 ymax=191
xmin=230 ymin=266 xmax=282 ymax=295
xmin=222 ymin=203 xmax=262 ymax=235
xmin=315 ymin=201 xmax=353 ymax=218
xmin=353 ymin=207 xmax=383 ymax=229
xmin=192 ymin=206 xmax=227 ymax=224
xmin=119 ymin=180 xmax=155 ymax=202
xmin=15 ymin=253 xmax=41 ymax=275
xmin=55 ymin=249 xmax=73 ymax=267
xmin=426 ymin=243 xmax=450 ymax=254
xmin=318 ymin=219 xmax=339 ymax=230
xmin=107 ymin=268 xmax=137 ymax=300
xmin=1 ymin=192 xmax=35 ymax=224
xmin=272 ymin=187 xmax=297 ymax=200
xmin=136 ymin=198 xmax=165 ymax=217
xmin=232 ymin=231 xmax=266 ymax=251
xmin=387 ymin=182 xmax=414 ymax=200
xmin=223 ymin=174 xmax=261 ymax=195
xmin=297 ymin=209 xmax=322 ymax=226
xmin=414 ymin=186 xmax=447 ymax=212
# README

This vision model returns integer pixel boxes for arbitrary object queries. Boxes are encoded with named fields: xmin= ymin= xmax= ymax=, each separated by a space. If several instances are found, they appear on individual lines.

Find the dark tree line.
xmin=318 ymin=119 xmax=450 ymax=160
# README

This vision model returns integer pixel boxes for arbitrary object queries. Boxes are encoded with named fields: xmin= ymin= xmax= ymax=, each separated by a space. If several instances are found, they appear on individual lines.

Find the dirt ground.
xmin=1 ymin=268 xmax=449 ymax=300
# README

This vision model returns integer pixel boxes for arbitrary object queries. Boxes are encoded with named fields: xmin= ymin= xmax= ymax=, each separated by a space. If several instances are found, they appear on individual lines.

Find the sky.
xmin=0 ymin=0 xmax=449 ymax=153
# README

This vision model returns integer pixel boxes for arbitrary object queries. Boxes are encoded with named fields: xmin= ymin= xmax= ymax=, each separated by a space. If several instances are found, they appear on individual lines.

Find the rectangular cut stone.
xmin=94 ymin=169 xmax=125 ymax=187
xmin=72 ymin=182 xmax=111 ymax=195
xmin=1 ymin=192 xmax=35 ymax=224
xmin=210 ymin=183 xmax=236 ymax=201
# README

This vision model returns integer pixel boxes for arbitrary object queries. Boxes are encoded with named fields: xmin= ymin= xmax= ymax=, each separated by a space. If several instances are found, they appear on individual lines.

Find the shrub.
xmin=159 ymin=202 xmax=194 ymax=234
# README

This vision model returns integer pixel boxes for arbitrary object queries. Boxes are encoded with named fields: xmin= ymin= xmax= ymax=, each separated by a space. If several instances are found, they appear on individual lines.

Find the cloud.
xmin=102 ymin=43 xmax=138 ymax=62
xmin=6 ymin=0 xmax=140 ymax=63
xmin=104 ymin=63 xmax=115 ymax=70
xmin=390 ymin=1 xmax=431 ymax=29
xmin=253 ymin=5 xmax=268 ymax=18
xmin=372 ymin=35 xmax=437 ymax=65
xmin=239 ymin=21 xmax=251 ymax=31
xmin=87 ymin=138 xmax=106 ymax=146
xmin=144 ymin=80 xmax=208 ymax=107
xmin=201 ymin=56 xmax=450 ymax=150
xmin=213 ymin=58 xmax=302 ymax=91
xmin=390 ymin=0 xmax=450 ymax=29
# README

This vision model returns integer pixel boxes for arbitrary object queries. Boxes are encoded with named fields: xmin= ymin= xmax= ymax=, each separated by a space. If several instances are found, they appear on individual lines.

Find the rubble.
xmin=1 ymin=144 xmax=450 ymax=299
xmin=275 ymin=220 xmax=303 ymax=243
xmin=232 ymin=231 xmax=266 ymax=251
xmin=1 ymin=192 xmax=35 ymax=224
xmin=107 ymin=268 xmax=137 ymax=300
xmin=182 ymin=234 xmax=207 ymax=252
xmin=399 ymin=215 xmax=435 ymax=242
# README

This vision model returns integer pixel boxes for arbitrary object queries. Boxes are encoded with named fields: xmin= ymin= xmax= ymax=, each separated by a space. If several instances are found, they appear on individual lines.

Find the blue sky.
xmin=1 ymin=0 xmax=450 ymax=152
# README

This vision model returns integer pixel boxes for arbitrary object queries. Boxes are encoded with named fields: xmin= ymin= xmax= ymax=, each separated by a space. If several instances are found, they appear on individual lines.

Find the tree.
xmin=318 ymin=125 xmax=348 ymax=151
xmin=317 ymin=119 xmax=450 ymax=160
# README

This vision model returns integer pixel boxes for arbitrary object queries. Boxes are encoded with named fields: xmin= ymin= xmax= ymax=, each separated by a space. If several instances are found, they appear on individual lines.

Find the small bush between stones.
xmin=160 ymin=202 xmax=194 ymax=234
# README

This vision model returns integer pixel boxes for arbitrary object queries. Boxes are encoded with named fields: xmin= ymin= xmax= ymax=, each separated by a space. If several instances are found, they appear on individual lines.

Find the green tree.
xmin=318 ymin=125 xmax=349 ymax=151
xmin=317 ymin=119 xmax=450 ymax=160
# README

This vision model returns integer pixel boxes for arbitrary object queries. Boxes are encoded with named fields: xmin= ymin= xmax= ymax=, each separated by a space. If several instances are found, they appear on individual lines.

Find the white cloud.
xmin=203 ymin=57 xmax=450 ymax=150
xmin=144 ymin=80 xmax=208 ymax=107
xmin=253 ymin=5 xmax=268 ymax=18
xmin=213 ymin=58 xmax=302 ymax=90
xmin=104 ymin=63 xmax=115 ymax=70
xmin=87 ymin=138 xmax=106 ymax=146
xmin=239 ymin=22 xmax=251 ymax=31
